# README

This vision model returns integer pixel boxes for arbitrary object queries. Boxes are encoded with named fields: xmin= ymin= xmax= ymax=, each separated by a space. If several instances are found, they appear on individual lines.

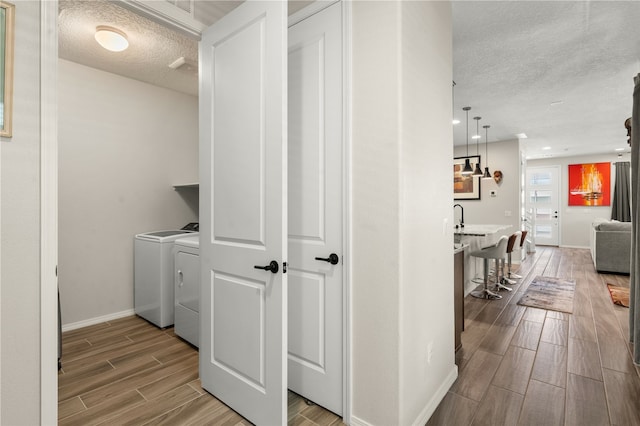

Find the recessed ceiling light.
xmin=615 ymin=147 xmax=625 ymax=151
xmin=452 ymin=119 xmax=460 ymax=125
xmin=95 ymin=26 xmax=129 ymax=52
xmin=542 ymin=146 xmax=551 ymax=150
xmin=471 ymin=135 xmax=481 ymax=139
xmin=516 ymin=133 xmax=528 ymax=139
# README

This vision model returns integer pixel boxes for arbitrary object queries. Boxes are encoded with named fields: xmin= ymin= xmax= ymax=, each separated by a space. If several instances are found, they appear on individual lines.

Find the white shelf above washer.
xmin=173 ymin=183 xmax=199 ymax=190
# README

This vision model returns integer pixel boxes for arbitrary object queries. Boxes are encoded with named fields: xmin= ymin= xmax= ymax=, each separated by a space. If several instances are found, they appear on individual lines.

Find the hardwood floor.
xmin=58 ymin=318 xmax=344 ymax=425
xmin=428 ymin=246 xmax=640 ymax=426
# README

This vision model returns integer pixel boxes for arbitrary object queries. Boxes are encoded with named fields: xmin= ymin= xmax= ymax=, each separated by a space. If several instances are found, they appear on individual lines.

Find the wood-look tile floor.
xmin=428 ymin=246 xmax=640 ymax=426
xmin=60 ymin=247 xmax=640 ymax=425
xmin=58 ymin=318 xmax=344 ymax=425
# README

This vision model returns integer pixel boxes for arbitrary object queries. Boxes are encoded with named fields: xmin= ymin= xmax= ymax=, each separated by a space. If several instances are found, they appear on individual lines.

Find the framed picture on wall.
xmin=568 ymin=162 xmax=611 ymax=206
xmin=454 ymin=156 xmax=481 ymax=200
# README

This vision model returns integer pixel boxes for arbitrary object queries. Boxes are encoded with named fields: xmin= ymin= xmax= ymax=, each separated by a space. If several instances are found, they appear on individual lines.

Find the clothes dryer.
xmin=173 ymin=235 xmax=200 ymax=347
xmin=134 ymin=229 xmax=198 ymax=328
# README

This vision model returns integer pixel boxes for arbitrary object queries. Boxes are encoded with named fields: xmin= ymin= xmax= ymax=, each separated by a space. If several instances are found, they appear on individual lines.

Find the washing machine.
xmin=173 ymin=235 xmax=200 ymax=347
xmin=134 ymin=226 xmax=198 ymax=328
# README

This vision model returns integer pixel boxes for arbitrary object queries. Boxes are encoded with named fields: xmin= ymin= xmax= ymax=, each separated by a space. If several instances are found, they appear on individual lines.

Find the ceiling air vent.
xmin=168 ymin=56 xmax=197 ymax=74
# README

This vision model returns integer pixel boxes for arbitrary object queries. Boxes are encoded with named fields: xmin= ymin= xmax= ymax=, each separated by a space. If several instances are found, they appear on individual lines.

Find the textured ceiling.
xmin=58 ymin=1 xmax=311 ymax=97
xmin=453 ymin=1 xmax=640 ymax=159
xmin=58 ymin=0 xmax=242 ymax=96
xmin=60 ymin=1 xmax=639 ymax=159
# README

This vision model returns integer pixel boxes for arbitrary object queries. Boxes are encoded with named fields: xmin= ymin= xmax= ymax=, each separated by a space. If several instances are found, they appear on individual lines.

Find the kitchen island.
xmin=454 ymin=224 xmax=511 ymax=295
xmin=453 ymin=243 xmax=468 ymax=354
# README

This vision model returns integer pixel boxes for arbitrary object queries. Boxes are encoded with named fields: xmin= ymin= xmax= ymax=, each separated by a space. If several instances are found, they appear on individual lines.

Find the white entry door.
xmin=287 ymin=2 xmax=343 ymax=415
xmin=198 ymin=2 xmax=287 ymax=425
xmin=526 ymin=166 xmax=560 ymax=246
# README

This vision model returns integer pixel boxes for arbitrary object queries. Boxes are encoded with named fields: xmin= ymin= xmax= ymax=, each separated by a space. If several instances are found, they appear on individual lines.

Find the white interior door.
xmin=526 ymin=166 xmax=560 ymax=246
xmin=198 ymin=2 xmax=287 ymax=425
xmin=287 ymin=2 xmax=343 ymax=415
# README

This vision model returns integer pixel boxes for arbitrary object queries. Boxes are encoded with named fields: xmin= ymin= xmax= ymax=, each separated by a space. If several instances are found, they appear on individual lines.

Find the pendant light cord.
xmin=475 ymin=117 xmax=481 ymax=155
xmin=485 ymin=125 xmax=490 ymax=164
xmin=463 ymin=107 xmax=471 ymax=155
xmin=482 ymin=124 xmax=492 ymax=179
xmin=452 ymin=81 xmax=459 ymax=125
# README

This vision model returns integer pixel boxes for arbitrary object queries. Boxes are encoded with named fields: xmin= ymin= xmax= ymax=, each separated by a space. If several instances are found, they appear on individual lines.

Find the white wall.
xmin=399 ymin=2 xmax=456 ymax=424
xmin=58 ymin=59 xmax=199 ymax=326
xmin=0 ymin=1 xmax=43 ymax=424
xmin=454 ymin=139 xmax=522 ymax=239
xmin=351 ymin=3 xmax=400 ymax=422
xmin=351 ymin=2 xmax=455 ymax=425
xmin=527 ymin=152 xmax=624 ymax=248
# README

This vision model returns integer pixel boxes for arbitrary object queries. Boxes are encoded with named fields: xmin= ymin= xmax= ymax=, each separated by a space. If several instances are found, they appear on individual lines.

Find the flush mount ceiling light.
xmin=95 ymin=26 xmax=129 ymax=52
xmin=542 ymin=146 xmax=551 ymax=150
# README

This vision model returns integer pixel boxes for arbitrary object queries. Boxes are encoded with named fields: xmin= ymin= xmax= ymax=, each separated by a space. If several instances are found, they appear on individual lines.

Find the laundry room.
xmin=57 ymin=0 xmax=201 ymax=329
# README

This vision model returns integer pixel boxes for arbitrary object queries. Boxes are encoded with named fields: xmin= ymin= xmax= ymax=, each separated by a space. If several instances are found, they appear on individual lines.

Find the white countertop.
xmin=453 ymin=243 xmax=468 ymax=254
xmin=453 ymin=224 xmax=511 ymax=236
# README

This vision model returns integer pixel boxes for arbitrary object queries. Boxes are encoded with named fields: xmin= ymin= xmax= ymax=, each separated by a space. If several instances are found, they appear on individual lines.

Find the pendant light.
xmin=472 ymin=116 xmax=483 ymax=176
xmin=482 ymin=124 xmax=493 ymax=179
xmin=461 ymin=107 xmax=474 ymax=175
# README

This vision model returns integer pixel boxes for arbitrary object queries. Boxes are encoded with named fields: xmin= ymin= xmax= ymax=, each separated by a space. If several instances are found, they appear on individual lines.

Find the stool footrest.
xmin=494 ymin=282 xmax=513 ymax=292
xmin=471 ymin=289 xmax=502 ymax=300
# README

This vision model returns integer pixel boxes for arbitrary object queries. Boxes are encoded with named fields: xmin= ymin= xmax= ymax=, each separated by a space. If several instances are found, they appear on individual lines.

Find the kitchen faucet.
xmin=453 ymin=204 xmax=464 ymax=228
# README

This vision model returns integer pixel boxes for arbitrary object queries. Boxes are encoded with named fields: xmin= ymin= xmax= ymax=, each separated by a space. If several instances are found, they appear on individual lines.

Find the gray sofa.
xmin=590 ymin=220 xmax=632 ymax=274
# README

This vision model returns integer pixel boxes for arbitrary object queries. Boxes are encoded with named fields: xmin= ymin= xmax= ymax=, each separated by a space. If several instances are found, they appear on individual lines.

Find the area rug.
xmin=606 ymin=284 xmax=630 ymax=308
xmin=517 ymin=276 xmax=575 ymax=314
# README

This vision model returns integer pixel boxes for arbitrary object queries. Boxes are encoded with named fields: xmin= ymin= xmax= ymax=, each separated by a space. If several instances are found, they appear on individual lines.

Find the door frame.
xmin=342 ymin=2 xmax=353 ymax=422
xmin=42 ymin=0 xmax=59 ymax=423
xmin=526 ymin=165 xmax=561 ymax=246
xmin=288 ymin=2 xmax=352 ymax=420
xmin=40 ymin=0 xmax=353 ymax=423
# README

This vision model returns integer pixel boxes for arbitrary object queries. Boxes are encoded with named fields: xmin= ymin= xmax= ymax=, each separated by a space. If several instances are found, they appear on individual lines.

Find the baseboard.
xmin=411 ymin=366 xmax=458 ymax=426
xmin=61 ymin=309 xmax=136 ymax=332
xmin=348 ymin=366 xmax=457 ymax=425
xmin=349 ymin=416 xmax=373 ymax=426
xmin=559 ymin=244 xmax=589 ymax=249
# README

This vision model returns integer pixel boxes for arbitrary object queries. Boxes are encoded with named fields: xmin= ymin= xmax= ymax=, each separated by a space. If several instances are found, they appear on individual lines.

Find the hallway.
xmin=428 ymin=246 xmax=640 ymax=425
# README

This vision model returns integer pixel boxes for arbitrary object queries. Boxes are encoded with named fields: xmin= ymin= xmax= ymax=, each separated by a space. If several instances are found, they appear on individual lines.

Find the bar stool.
xmin=503 ymin=231 xmax=522 ymax=285
xmin=508 ymin=230 xmax=528 ymax=280
xmin=470 ymin=236 xmax=509 ymax=299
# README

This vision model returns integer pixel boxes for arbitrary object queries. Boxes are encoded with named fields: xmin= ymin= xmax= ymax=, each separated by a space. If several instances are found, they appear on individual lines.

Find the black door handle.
xmin=254 ymin=261 xmax=279 ymax=274
xmin=315 ymin=253 xmax=339 ymax=265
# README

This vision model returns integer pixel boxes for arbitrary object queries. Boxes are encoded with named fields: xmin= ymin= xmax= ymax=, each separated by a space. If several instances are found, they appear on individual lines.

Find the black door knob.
xmin=315 ymin=253 xmax=339 ymax=265
xmin=254 ymin=261 xmax=279 ymax=274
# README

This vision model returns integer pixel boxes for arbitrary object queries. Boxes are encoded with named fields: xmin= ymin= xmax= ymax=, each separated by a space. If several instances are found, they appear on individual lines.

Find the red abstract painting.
xmin=568 ymin=162 xmax=610 ymax=206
